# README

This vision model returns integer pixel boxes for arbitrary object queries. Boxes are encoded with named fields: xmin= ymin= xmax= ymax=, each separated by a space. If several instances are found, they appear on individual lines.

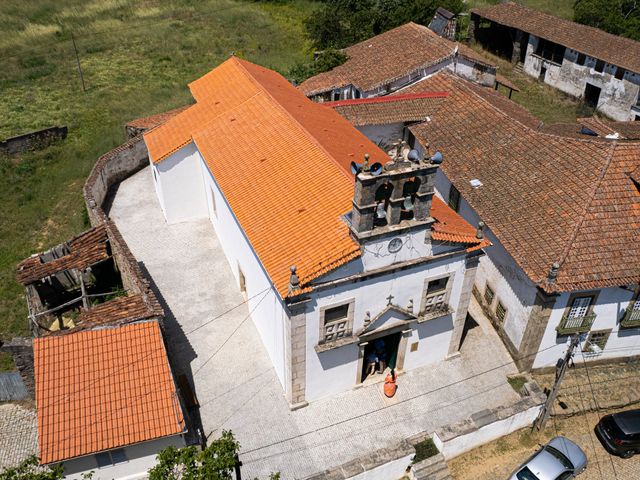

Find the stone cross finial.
xmin=548 ymin=262 xmax=560 ymax=283
xmin=476 ymin=221 xmax=485 ymax=239
xmin=288 ymin=265 xmax=300 ymax=294
xmin=363 ymin=153 xmax=370 ymax=172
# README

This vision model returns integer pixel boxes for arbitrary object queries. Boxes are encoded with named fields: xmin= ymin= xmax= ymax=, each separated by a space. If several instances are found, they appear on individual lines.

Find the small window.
xmin=615 ymin=67 xmax=626 ymax=80
xmin=95 ymin=448 xmax=128 ymax=468
xmin=484 ymin=284 xmax=495 ymax=306
xmin=332 ymin=90 xmax=340 ymax=101
xmin=568 ymin=296 xmax=592 ymax=318
xmin=495 ymin=301 xmax=507 ymax=323
xmin=321 ymin=301 xmax=353 ymax=343
xmin=585 ymin=329 xmax=611 ymax=352
xmin=427 ymin=277 xmax=448 ymax=294
xmin=595 ymin=59 xmax=605 ymax=73
xmin=424 ymin=276 xmax=450 ymax=313
xmin=324 ymin=304 xmax=349 ymax=324
xmin=576 ymin=53 xmax=586 ymax=66
xmin=209 ymin=186 xmax=217 ymax=217
xmin=448 ymin=184 xmax=460 ymax=212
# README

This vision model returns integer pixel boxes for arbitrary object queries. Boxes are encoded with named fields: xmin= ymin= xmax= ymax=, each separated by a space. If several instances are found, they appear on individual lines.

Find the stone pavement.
xmin=0 ymin=403 xmax=37 ymax=470
xmin=109 ymin=167 xmax=523 ymax=479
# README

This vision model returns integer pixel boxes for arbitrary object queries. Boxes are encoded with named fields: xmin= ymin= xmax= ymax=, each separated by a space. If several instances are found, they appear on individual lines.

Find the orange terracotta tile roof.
xmin=145 ymin=59 xmax=485 ymax=297
xmin=34 ymin=321 xmax=184 ymax=465
xmin=126 ymin=105 xmax=190 ymax=131
xmin=407 ymin=71 xmax=640 ymax=292
xmin=471 ymin=2 xmax=640 ymax=73
xmin=145 ymin=57 xmax=391 ymax=296
xmin=578 ymin=117 xmax=640 ymax=140
xmin=431 ymin=196 xmax=490 ymax=251
xmin=325 ymin=92 xmax=448 ymax=126
xmin=299 ymin=23 xmax=456 ymax=96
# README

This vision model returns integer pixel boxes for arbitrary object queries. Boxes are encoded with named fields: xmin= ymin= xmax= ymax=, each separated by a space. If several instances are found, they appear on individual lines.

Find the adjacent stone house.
xmin=402 ymin=72 xmax=640 ymax=371
xmin=144 ymin=57 xmax=488 ymax=408
xmin=299 ymin=22 xmax=497 ymax=102
xmin=470 ymin=2 xmax=640 ymax=121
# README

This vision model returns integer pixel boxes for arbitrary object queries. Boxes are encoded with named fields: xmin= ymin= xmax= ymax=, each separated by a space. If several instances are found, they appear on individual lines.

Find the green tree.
xmin=148 ymin=430 xmax=279 ymax=480
xmin=0 ymin=456 xmax=63 ymax=480
xmin=288 ymin=48 xmax=348 ymax=83
xmin=574 ymin=0 xmax=640 ymax=41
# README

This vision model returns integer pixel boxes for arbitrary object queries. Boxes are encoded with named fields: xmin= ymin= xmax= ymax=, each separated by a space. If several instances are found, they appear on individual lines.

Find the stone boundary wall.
xmin=81 ymin=134 xmax=162 ymax=317
xmin=432 ymin=388 xmax=546 ymax=460
xmin=0 ymin=126 xmax=67 ymax=155
xmin=83 ymin=134 xmax=149 ymax=226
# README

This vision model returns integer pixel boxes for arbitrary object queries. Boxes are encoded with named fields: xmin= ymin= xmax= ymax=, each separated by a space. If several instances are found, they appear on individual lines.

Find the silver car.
xmin=509 ymin=436 xmax=587 ymax=480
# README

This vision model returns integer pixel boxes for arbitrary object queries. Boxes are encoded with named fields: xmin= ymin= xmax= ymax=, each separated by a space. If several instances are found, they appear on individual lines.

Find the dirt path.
xmin=449 ymin=408 xmax=640 ymax=479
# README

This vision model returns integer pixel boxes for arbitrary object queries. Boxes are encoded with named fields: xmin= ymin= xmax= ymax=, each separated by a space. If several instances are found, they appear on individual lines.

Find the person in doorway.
xmin=365 ymin=351 xmax=378 ymax=377
xmin=374 ymin=338 xmax=387 ymax=373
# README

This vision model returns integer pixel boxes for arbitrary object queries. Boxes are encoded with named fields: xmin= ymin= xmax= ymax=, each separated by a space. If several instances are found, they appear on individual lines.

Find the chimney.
xmin=548 ymin=262 xmax=560 ymax=283
xmin=288 ymin=266 xmax=300 ymax=294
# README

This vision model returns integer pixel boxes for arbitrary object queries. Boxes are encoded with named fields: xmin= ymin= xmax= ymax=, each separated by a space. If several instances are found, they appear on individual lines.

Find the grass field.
xmin=0 ymin=0 xmax=317 ymax=369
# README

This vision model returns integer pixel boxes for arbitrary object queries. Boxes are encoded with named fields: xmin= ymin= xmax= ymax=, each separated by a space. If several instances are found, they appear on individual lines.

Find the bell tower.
xmin=349 ymin=141 xmax=439 ymax=242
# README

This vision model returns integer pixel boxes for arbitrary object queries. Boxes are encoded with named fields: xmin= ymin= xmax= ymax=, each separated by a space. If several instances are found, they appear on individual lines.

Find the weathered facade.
xmin=470 ymin=2 xmax=640 ymax=121
xmin=144 ymin=57 xmax=488 ymax=407
xmin=299 ymin=22 xmax=497 ymax=102
xmin=326 ymin=70 xmax=640 ymax=372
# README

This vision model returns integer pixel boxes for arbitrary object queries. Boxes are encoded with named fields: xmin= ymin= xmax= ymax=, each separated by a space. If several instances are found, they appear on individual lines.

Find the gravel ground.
xmin=0 ymin=402 xmax=37 ymax=470
xmin=449 ymin=408 xmax=640 ymax=479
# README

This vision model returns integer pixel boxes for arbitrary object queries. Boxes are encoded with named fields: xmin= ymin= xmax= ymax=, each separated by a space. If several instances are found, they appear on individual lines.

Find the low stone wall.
xmin=302 ymin=440 xmax=414 ymax=480
xmin=432 ymin=387 xmax=545 ymax=459
xmin=83 ymin=134 xmax=149 ymax=226
xmin=0 ymin=126 xmax=67 ymax=155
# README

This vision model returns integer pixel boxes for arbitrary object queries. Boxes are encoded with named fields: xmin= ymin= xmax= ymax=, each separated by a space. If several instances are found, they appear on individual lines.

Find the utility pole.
xmin=535 ymin=335 xmax=580 ymax=430
xmin=71 ymin=32 xmax=86 ymax=92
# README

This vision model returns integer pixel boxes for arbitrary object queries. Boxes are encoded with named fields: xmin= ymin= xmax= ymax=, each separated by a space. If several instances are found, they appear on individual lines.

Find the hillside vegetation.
xmin=0 ymin=0 xmax=316 ymax=369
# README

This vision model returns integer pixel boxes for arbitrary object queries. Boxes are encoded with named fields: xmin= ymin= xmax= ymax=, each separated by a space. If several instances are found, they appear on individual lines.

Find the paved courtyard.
xmin=0 ymin=403 xmax=37 ymax=470
xmin=109 ymin=167 xmax=524 ymax=479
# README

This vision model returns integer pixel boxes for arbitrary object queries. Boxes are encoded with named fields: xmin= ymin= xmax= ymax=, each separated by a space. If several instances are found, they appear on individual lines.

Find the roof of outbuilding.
xmin=299 ymin=23 xmax=456 ymax=96
xmin=471 ymin=2 xmax=640 ymax=73
xmin=125 ymin=105 xmax=190 ymax=131
xmin=407 ymin=72 xmax=640 ymax=292
xmin=34 ymin=321 xmax=184 ymax=465
xmin=145 ymin=59 xmax=487 ymax=297
xmin=325 ymin=92 xmax=448 ymax=126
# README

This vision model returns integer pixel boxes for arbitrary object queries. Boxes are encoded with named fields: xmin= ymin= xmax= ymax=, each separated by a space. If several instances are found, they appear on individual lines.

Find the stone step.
xmin=412 ymin=453 xmax=453 ymax=480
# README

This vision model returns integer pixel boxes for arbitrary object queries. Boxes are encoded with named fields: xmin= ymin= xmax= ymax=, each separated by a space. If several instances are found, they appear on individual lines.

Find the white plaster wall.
xmin=433 ymin=404 xmax=541 ymax=460
xmin=533 ymin=287 xmax=640 ymax=368
xmin=198 ymin=150 xmax=289 ymax=389
xmin=347 ymin=453 xmax=413 ymax=480
xmin=434 ymin=169 xmax=538 ymax=349
xmin=153 ymin=143 xmax=209 ymax=224
xmin=361 ymin=229 xmax=432 ymax=271
xmin=305 ymin=253 xmax=466 ymax=402
xmin=523 ymin=36 xmax=640 ymax=121
xmin=62 ymin=435 xmax=184 ymax=480
xmin=357 ymin=123 xmax=405 ymax=152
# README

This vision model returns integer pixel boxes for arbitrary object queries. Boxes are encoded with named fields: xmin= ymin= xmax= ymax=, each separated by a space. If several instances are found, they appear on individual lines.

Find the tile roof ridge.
xmin=232 ymin=58 xmax=354 ymax=184
xmin=324 ymin=91 xmax=449 ymax=107
xmin=550 ymin=141 xmax=619 ymax=286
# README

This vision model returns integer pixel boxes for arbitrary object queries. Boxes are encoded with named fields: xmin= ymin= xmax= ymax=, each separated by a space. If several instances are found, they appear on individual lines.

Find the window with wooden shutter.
xmin=484 ymin=284 xmax=495 ymax=306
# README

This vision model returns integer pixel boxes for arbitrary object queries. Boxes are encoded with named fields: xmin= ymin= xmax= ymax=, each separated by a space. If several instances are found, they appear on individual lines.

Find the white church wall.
xmin=198 ymin=150 xmax=289 ymax=389
xmin=152 ymin=143 xmax=209 ymax=224
xmin=357 ymin=123 xmax=405 ymax=152
xmin=305 ymin=252 xmax=466 ymax=402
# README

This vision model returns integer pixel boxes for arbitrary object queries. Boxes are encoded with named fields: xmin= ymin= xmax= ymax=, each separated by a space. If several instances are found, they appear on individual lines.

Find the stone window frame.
xmin=419 ymin=273 xmax=455 ymax=316
xmin=318 ymin=298 xmax=355 ymax=345
xmin=584 ymin=328 xmax=612 ymax=353
xmin=562 ymin=290 xmax=600 ymax=319
xmin=484 ymin=282 xmax=495 ymax=307
xmin=495 ymin=299 xmax=507 ymax=323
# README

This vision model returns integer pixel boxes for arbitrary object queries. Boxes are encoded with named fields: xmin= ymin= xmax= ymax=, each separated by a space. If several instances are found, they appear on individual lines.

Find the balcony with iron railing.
xmin=621 ymin=301 xmax=640 ymax=328
xmin=556 ymin=313 xmax=596 ymax=335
